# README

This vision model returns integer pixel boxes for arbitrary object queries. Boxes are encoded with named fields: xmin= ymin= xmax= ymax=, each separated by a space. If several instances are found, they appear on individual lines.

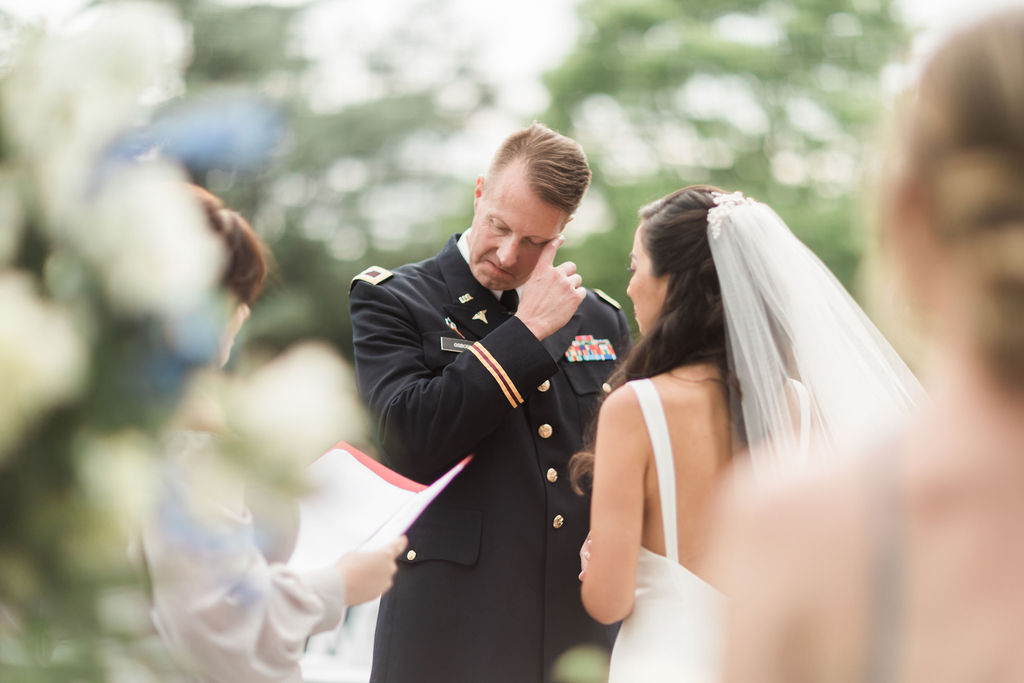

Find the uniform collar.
xmin=439 ymin=233 xmax=581 ymax=353
xmin=439 ymin=234 xmax=516 ymax=340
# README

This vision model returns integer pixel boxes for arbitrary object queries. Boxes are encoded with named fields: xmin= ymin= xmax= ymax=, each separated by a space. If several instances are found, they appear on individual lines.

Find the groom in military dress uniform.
xmin=349 ymin=124 xmax=631 ymax=683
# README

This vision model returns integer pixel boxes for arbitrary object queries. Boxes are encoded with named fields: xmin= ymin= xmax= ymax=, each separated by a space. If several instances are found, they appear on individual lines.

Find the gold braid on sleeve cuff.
xmin=468 ymin=342 xmax=523 ymax=408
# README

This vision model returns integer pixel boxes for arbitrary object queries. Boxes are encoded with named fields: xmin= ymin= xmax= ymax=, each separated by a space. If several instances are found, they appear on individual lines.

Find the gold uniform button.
xmin=552 ymin=514 xmax=565 ymax=529
xmin=538 ymin=424 xmax=553 ymax=439
xmin=406 ymin=549 xmax=417 ymax=561
xmin=537 ymin=380 xmax=551 ymax=392
xmin=602 ymin=382 xmax=612 ymax=393
xmin=546 ymin=467 xmax=558 ymax=483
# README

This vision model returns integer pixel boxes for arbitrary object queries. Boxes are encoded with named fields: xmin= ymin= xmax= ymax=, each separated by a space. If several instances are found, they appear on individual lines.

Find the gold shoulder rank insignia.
xmin=351 ymin=266 xmax=394 ymax=287
xmin=593 ymin=288 xmax=622 ymax=310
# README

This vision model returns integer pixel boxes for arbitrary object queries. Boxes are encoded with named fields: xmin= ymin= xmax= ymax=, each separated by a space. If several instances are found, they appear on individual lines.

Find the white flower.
xmin=0 ymin=271 xmax=88 ymax=460
xmin=76 ymin=429 xmax=159 ymax=535
xmin=0 ymin=169 xmax=25 ymax=267
xmin=224 ymin=342 xmax=365 ymax=472
xmin=82 ymin=163 xmax=225 ymax=317
xmin=1 ymin=2 xmax=189 ymax=227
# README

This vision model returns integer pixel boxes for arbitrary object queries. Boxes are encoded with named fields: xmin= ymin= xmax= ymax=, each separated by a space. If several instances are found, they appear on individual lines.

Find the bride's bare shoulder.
xmin=652 ymin=367 xmax=728 ymax=415
xmin=596 ymin=382 xmax=643 ymax=425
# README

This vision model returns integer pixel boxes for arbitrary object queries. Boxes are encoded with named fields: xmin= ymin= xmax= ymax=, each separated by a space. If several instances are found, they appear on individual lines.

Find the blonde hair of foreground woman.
xmin=710 ymin=9 xmax=1024 ymax=683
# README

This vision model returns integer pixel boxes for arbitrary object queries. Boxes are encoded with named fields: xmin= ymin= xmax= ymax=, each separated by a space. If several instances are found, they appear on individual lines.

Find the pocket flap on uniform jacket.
xmin=562 ymin=360 xmax=615 ymax=395
xmin=400 ymin=507 xmax=482 ymax=566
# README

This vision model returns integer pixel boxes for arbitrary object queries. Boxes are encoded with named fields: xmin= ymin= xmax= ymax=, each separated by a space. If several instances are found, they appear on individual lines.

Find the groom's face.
xmin=466 ymin=161 xmax=567 ymax=291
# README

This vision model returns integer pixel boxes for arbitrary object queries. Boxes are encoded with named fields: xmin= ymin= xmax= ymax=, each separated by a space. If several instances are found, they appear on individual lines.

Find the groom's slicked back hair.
xmin=487 ymin=123 xmax=591 ymax=216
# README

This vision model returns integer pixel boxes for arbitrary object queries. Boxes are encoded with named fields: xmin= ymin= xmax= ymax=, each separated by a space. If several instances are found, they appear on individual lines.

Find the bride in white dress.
xmin=573 ymin=186 xmax=923 ymax=681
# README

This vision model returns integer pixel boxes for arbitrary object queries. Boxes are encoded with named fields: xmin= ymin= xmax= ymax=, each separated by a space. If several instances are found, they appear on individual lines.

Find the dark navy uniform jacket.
xmin=349 ymin=235 xmax=632 ymax=683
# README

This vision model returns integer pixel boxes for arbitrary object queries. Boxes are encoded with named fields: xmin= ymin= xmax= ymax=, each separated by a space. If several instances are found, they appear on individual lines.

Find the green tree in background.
xmin=165 ymin=0 xmax=498 ymax=357
xmin=161 ymin=0 xmax=907 ymax=356
xmin=544 ymin=0 xmax=908 ymax=321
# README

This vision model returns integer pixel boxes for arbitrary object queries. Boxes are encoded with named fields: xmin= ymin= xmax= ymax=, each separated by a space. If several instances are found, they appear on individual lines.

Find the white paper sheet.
xmin=288 ymin=443 xmax=471 ymax=571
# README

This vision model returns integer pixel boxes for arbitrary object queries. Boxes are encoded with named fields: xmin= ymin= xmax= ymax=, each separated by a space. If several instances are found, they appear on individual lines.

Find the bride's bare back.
xmin=639 ymin=365 xmax=732 ymax=576
xmin=580 ymin=362 xmax=732 ymax=625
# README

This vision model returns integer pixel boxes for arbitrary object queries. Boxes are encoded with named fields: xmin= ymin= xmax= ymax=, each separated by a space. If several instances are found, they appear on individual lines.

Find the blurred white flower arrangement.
xmin=0 ymin=3 xmax=362 ymax=679
xmin=223 ymin=341 xmax=365 ymax=473
xmin=0 ymin=271 xmax=87 ymax=459
xmin=85 ymin=165 xmax=224 ymax=316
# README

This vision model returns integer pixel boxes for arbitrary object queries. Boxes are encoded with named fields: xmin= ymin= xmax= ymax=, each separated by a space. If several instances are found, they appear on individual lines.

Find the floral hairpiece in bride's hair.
xmin=707 ymin=190 xmax=757 ymax=239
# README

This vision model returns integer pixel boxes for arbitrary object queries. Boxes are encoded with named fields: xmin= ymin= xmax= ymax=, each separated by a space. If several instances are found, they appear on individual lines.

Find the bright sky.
xmin=2 ymin=0 xmax=1020 ymax=249
xmin=7 ymin=0 xmax=1024 ymax=69
xmin=5 ymin=0 xmax=1018 ymax=155
xmin=4 ymin=0 xmax=1020 ymax=188
xmin=6 ymin=0 xmax=1022 ymax=105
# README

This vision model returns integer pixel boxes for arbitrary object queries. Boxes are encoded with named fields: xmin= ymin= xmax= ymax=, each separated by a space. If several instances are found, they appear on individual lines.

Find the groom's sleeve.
xmin=349 ymin=280 xmax=556 ymax=483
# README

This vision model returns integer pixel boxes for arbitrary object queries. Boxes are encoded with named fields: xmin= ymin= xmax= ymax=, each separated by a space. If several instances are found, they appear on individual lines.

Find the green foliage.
xmin=545 ymin=0 xmax=908 ymax=323
xmin=165 ymin=0 xmax=493 ymax=357
xmin=166 ymin=0 xmax=905 ymax=354
xmin=186 ymin=4 xmax=308 ymax=81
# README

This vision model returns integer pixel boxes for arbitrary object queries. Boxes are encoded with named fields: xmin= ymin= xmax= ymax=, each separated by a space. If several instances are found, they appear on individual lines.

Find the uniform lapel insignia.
xmin=458 ymin=292 xmax=474 ymax=304
xmin=593 ymin=288 xmax=622 ymax=310
xmin=444 ymin=317 xmax=465 ymax=338
xmin=351 ymin=266 xmax=394 ymax=288
xmin=564 ymin=335 xmax=617 ymax=362
xmin=472 ymin=309 xmax=488 ymax=325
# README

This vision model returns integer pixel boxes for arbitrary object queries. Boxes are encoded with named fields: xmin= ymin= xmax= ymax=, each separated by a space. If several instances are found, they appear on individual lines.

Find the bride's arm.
xmin=580 ymin=386 xmax=648 ymax=625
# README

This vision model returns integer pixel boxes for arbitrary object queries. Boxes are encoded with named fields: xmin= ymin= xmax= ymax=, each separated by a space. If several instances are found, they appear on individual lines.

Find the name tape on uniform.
xmin=441 ymin=336 xmax=475 ymax=353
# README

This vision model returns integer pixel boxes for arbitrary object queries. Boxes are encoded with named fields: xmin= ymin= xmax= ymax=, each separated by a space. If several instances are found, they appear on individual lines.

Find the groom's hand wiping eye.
xmin=516 ymin=236 xmax=586 ymax=341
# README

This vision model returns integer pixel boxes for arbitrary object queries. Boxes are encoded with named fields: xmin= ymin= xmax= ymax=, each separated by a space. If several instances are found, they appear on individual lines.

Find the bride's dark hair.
xmin=570 ymin=185 xmax=731 ymax=493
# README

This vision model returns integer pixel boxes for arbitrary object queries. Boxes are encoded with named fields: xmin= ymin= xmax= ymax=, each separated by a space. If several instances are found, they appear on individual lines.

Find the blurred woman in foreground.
xmin=141 ymin=185 xmax=404 ymax=683
xmin=712 ymin=10 xmax=1024 ymax=682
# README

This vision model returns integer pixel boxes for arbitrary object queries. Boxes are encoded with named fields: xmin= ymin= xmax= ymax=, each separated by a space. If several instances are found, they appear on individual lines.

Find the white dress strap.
xmin=786 ymin=378 xmax=812 ymax=463
xmin=628 ymin=379 xmax=679 ymax=564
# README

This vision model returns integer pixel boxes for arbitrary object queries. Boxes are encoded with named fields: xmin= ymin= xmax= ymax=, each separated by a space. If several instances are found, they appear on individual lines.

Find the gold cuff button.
xmin=546 ymin=467 xmax=558 ymax=483
xmin=602 ymin=382 xmax=612 ymax=393
xmin=538 ymin=424 xmax=553 ymax=439
xmin=406 ymin=549 xmax=417 ymax=561
xmin=537 ymin=379 xmax=551 ymax=392
xmin=552 ymin=514 xmax=565 ymax=529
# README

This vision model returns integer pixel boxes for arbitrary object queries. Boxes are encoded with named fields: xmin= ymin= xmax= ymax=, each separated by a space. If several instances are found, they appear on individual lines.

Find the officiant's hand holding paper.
xmin=336 ymin=535 xmax=407 ymax=605
xmin=288 ymin=442 xmax=472 ymax=572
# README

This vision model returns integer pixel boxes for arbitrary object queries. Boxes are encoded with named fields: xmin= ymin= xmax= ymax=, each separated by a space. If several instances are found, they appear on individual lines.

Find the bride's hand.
xmin=578 ymin=532 xmax=593 ymax=581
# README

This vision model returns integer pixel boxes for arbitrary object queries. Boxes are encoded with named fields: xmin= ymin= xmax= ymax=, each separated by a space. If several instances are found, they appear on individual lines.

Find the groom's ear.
xmin=473 ymin=175 xmax=485 ymax=209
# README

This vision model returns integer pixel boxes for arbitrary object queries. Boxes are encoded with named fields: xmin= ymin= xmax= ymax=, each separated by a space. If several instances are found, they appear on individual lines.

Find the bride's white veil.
xmin=707 ymin=191 xmax=926 ymax=477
